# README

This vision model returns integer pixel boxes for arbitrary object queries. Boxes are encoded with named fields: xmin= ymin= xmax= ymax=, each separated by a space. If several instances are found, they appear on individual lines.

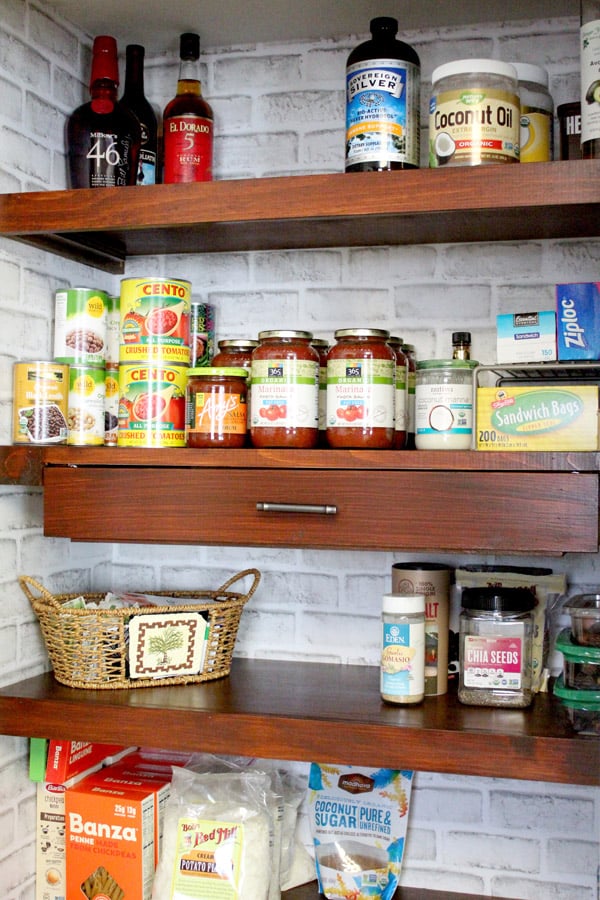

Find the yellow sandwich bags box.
xmin=476 ymin=385 xmax=599 ymax=450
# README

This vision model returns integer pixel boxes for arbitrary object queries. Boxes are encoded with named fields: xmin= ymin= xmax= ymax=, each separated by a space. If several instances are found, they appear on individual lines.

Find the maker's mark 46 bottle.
xmin=67 ymin=35 xmax=141 ymax=189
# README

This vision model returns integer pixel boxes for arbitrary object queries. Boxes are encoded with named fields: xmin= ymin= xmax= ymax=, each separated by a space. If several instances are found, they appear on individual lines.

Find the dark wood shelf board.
xmin=1 ymin=662 xmax=597 ymax=786
xmin=0 ymin=162 xmax=599 ymax=271
xmin=286 ymin=885 xmax=512 ymax=900
xmin=0 ymin=445 xmax=44 ymax=485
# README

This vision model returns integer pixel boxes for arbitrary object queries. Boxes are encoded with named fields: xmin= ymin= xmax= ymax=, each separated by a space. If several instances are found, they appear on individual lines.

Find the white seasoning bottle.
xmin=380 ymin=593 xmax=425 ymax=704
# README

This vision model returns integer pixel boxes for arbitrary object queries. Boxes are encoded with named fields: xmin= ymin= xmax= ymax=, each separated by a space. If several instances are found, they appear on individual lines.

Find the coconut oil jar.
xmin=415 ymin=359 xmax=478 ymax=450
xmin=429 ymin=59 xmax=520 ymax=167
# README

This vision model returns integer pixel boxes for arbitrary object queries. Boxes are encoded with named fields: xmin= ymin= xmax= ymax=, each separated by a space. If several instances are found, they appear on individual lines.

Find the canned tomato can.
xmin=104 ymin=364 xmax=119 ymax=446
xmin=67 ymin=364 xmax=106 ymax=446
xmin=190 ymin=301 xmax=215 ymax=366
xmin=54 ymin=287 xmax=108 ymax=365
xmin=117 ymin=362 xmax=188 ymax=447
xmin=119 ymin=277 xmax=191 ymax=365
xmin=12 ymin=361 xmax=69 ymax=444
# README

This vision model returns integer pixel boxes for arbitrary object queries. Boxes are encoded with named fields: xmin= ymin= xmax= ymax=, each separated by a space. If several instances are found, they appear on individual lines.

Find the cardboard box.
xmin=556 ymin=282 xmax=600 ymax=360
xmin=496 ymin=311 xmax=557 ymax=363
xmin=65 ymin=776 xmax=158 ymax=900
xmin=476 ymin=384 xmax=599 ymax=450
xmin=45 ymin=740 xmax=131 ymax=784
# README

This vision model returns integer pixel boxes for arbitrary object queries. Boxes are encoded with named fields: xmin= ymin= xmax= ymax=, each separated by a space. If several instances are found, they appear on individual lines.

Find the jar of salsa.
xmin=311 ymin=337 xmax=329 ymax=446
xmin=250 ymin=330 xmax=319 ymax=448
xmin=388 ymin=335 xmax=408 ymax=450
xmin=326 ymin=328 xmax=395 ymax=449
xmin=212 ymin=339 xmax=258 ymax=446
xmin=186 ymin=367 xmax=248 ymax=448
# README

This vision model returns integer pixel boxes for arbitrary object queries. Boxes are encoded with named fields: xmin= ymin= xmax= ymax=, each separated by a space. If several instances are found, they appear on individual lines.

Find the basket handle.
xmin=18 ymin=575 xmax=63 ymax=613
xmin=215 ymin=568 xmax=261 ymax=601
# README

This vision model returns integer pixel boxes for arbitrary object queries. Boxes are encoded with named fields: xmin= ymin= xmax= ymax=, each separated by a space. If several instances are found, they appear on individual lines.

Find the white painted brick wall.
xmin=0 ymin=4 xmax=598 ymax=898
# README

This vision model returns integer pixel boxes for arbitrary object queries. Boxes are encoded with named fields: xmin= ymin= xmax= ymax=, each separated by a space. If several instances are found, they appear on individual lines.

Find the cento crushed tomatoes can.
xmin=250 ymin=330 xmax=319 ymax=448
xmin=326 ymin=328 xmax=395 ymax=449
xmin=119 ymin=277 xmax=191 ymax=365
xmin=117 ymin=362 xmax=188 ymax=447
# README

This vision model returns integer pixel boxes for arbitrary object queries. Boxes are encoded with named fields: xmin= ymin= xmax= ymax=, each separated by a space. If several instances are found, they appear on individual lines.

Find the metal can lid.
xmin=432 ymin=58 xmax=518 ymax=85
xmin=258 ymin=330 xmax=313 ymax=340
xmin=217 ymin=339 xmax=259 ymax=350
xmin=334 ymin=328 xmax=390 ymax=340
xmin=188 ymin=367 xmax=248 ymax=378
xmin=382 ymin=593 xmax=425 ymax=615
xmin=461 ymin=586 xmax=536 ymax=613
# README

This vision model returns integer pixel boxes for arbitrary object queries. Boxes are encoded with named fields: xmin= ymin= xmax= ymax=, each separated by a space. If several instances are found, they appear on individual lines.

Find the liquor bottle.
xmin=345 ymin=17 xmax=420 ymax=172
xmin=163 ymin=32 xmax=213 ymax=183
xmin=67 ymin=35 xmax=141 ymax=189
xmin=580 ymin=0 xmax=600 ymax=157
xmin=121 ymin=44 xmax=158 ymax=185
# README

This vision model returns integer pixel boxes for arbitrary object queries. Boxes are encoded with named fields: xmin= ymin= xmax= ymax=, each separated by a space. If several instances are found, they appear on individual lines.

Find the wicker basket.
xmin=19 ymin=569 xmax=260 ymax=690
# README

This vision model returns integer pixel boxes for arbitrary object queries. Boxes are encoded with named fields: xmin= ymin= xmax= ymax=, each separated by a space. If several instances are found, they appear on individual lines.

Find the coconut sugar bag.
xmin=308 ymin=763 xmax=413 ymax=899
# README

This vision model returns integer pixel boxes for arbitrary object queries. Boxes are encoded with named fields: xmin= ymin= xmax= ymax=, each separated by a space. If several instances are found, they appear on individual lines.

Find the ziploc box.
xmin=556 ymin=282 xmax=600 ymax=359
xmin=65 ymin=774 xmax=158 ymax=900
xmin=496 ymin=311 xmax=557 ymax=363
xmin=476 ymin=384 xmax=599 ymax=450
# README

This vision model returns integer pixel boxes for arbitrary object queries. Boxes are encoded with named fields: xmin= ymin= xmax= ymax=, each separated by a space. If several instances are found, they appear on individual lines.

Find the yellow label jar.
xmin=429 ymin=59 xmax=520 ymax=167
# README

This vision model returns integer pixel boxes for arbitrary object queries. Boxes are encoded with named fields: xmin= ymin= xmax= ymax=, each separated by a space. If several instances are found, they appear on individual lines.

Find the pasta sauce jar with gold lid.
xmin=326 ymin=328 xmax=395 ymax=449
xmin=186 ymin=367 xmax=248 ymax=448
xmin=250 ymin=330 xmax=319 ymax=448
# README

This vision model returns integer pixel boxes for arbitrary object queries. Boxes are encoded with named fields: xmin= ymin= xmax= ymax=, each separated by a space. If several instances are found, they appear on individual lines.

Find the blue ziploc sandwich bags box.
xmin=556 ymin=282 xmax=600 ymax=360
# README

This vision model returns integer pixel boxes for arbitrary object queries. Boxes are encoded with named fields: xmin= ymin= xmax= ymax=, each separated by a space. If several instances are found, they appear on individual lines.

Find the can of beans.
xmin=119 ymin=277 xmax=191 ymax=365
xmin=67 ymin=364 xmax=106 ymax=446
xmin=190 ymin=301 xmax=215 ymax=366
xmin=54 ymin=287 xmax=108 ymax=365
xmin=105 ymin=295 xmax=120 ymax=366
xmin=104 ymin=364 xmax=119 ymax=446
xmin=117 ymin=362 xmax=187 ymax=447
xmin=12 ymin=361 xmax=69 ymax=444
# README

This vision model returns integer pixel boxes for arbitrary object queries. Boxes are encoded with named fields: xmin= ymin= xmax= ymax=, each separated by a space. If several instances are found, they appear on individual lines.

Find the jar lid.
xmin=382 ymin=593 xmax=425 ymax=614
xmin=432 ymin=58 xmax=518 ymax=84
xmin=217 ymin=339 xmax=259 ymax=349
xmin=188 ymin=367 xmax=248 ymax=377
xmin=510 ymin=61 xmax=549 ymax=89
xmin=555 ymin=629 xmax=600 ymax=663
xmin=553 ymin=674 xmax=600 ymax=706
xmin=334 ymin=328 xmax=390 ymax=340
xmin=310 ymin=338 xmax=329 ymax=347
xmin=461 ymin=586 xmax=536 ymax=613
xmin=258 ymin=330 xmax=313 ymax=340
xmin=452 ymin=331 xmax=471 ymax=343
xmin=557 ymin=101 xmax=581 ymax=115
xmin=563 ymin=593 xmax=600 ymax=614
xmin=417 ymin=359 xmax=478 ymax=370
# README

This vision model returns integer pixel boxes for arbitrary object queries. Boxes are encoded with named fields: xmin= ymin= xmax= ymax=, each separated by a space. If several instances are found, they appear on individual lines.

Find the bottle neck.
xmin=90 ymin=78 xmax=118 ymax=114
xmin=124 ymin=51 xmax=145 ymax=97
xmin=177 ymin=57 xmax=201 ymax=94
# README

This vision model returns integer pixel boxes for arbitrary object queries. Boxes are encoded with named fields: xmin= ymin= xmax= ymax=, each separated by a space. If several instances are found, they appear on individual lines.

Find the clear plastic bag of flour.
xmin=151 ymin=766 xmax=273 ymax=900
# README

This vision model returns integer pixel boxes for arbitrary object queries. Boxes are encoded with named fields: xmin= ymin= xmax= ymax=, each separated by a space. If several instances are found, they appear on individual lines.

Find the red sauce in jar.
xmin=311 ymin=338 xmax=329 ymax=447
xmin=186 ymin=367 xmax=248 ymax=448
xmin=326 ymin=328 xmax=395 ymax=449
xmin=250 ymin=330 xmax=319 ymax=449
xmin=211 ymin=339 xmax=258 ymax=369
xmin=388 ymin=336 xmax=408 ymax=450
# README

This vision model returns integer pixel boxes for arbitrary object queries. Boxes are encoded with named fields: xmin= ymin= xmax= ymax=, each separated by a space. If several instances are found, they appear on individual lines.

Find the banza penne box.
xmin=476 ymin=385 xmax=599 ymax=450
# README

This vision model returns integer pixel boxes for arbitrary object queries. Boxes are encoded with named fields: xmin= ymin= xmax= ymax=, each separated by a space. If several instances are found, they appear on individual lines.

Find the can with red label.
xmin=119 ymin=277 xmax=191 ymax=365
xmin=117 ymin=362 xmax=188 ymax=447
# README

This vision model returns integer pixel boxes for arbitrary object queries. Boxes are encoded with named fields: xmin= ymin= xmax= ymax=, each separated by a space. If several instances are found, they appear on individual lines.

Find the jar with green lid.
xmin=459 ymin=587 xmax=535 ymax=708
xmin=415 ymin=359 xmax=478 ymax=450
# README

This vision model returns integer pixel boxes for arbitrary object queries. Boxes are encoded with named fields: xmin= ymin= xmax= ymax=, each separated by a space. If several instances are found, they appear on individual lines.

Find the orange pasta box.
xmin=65 ymin=775 xmax=158 ymax=900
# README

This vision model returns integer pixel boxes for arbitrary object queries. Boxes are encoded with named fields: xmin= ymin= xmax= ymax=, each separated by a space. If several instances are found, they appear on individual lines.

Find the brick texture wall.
xmin=0 ymin=5 xmax=598 ymax=898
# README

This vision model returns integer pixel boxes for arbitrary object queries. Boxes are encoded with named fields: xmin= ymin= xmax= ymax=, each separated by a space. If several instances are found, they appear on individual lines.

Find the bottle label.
xmin=86 ymin=132 xmax=133 ymax=187
xmin=327 ymin=358 xmax=395 ymax=428
xmin=163 ymin=114 xmax=213 ymax=182
xmin=519 ymin=110 xmax=552 ymax=163
xmin=429 ymin=87 xmax=520 ymax=166
xmin=462 ymin=635 xmax=523 ymax=689
xmin=415 ymin=381 xmax=473 ymax=441
xmin=581 ymin=19 xmax=600 ymax=144
xmin=346 ymin=57 xmax=420 ymax=167
xmin=137 ymin=148 xmax=156 ymax=185
xmin=251 ymin=358 xmax=318 ymax=429
xmin=381 ymin=620 xmax=425 ymax=699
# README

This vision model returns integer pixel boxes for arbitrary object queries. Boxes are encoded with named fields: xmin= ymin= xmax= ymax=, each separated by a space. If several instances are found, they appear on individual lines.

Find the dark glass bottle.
xmin=67 ymin=35 xmax=141 ymax=189
xmin=163 ymin=32 xmax=214 ymax=183
xmin=122 ymin=44 xmax=158 ymax=185
xmin=345 ymin=17 xmax=420 ymax=172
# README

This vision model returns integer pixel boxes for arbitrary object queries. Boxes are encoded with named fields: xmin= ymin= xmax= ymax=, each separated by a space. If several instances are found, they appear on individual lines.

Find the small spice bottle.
xmin=451 ymin=331 xmax=471 ymax=360
xmin=380 ymin=593 xmax=425 ymax=705
xmin=458 ymin=587 xmax=535 ymax=708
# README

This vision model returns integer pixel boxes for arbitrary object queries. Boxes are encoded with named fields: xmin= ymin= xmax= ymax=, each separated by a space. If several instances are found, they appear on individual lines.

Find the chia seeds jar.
xmin=415 ymin=359 xmax=478 ymax=450
xmin=250 ymin=330 xmax=319 ymax=449
xmin=326 ymin=328 xmax=395 ymax=449
xmin=458 ymin=586 xmax=535 ymax=708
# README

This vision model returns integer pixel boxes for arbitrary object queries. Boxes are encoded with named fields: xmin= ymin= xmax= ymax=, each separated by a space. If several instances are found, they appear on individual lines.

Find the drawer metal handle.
xmin=256 ymin=501 xmax=338 ymax=515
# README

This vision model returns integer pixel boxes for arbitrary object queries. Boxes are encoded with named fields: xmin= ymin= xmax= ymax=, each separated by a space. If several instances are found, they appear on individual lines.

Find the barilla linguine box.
xmin=556 ymin=282 xmax=600 ymax=360
xmin=65 ymin=775 xmax=158 ymax=900
xmin=45 ymin=740 xmax=132 ymax=784
xmin=496 ymin=311 xmax=557 ymax=363
xmin=476 ymin=385 xmax=599 ymax=450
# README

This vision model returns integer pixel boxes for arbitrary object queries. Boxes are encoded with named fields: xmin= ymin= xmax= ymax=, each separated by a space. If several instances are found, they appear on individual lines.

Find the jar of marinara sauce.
xmin=186 ymin=367 xmax=248 ymax=448
xmin=250 ymin=330 xmax=319 ymax=448
xmin=326 ymin=328 xmax=395 ymax=449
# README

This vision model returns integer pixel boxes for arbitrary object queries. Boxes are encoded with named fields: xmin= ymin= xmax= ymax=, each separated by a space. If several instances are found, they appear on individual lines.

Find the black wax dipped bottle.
xmin=121 ymin=43 xmax=158 ymax=184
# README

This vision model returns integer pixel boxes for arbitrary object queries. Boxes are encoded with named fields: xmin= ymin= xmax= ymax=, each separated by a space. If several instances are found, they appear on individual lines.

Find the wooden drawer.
xmin=43 ymin=465 xmax=598 ymax=552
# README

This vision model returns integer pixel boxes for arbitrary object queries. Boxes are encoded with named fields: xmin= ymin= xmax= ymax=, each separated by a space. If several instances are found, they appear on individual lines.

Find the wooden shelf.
xmin=1 ymin=662 xmax=597 ymax=786
xmin=0 ymin=161 xmax=598 ymax=272
xmin=286 ymin=885 xmax=513 ymax=900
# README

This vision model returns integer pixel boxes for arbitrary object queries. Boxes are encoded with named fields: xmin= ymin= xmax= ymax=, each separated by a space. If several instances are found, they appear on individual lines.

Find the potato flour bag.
xmin=308 ymin=763 xmax=413 ymax=899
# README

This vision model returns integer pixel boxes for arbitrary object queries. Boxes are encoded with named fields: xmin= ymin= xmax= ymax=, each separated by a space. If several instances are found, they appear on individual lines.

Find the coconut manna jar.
xmin=415 ymin=359 xmax=478 ymax=449
xmin=429 ymin=59 xmax=520 ymax=167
